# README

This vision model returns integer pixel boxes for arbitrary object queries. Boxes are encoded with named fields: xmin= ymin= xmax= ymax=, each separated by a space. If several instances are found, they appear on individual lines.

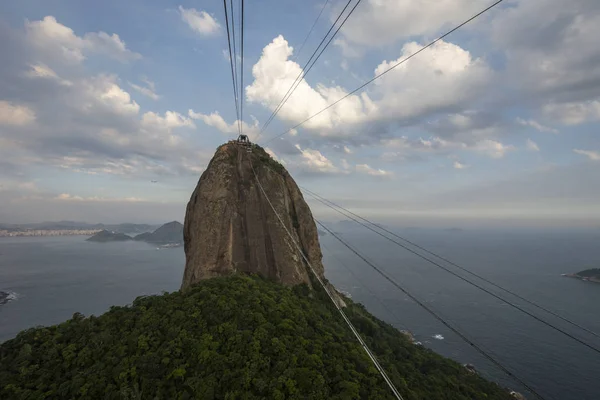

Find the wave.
xmin=432 ymin=334 xmax=444 ymax=340
xmin=0 ymin=290 xmax=18 ymax=306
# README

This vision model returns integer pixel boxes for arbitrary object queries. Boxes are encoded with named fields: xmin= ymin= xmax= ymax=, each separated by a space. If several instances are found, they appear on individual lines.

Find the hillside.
xmin=134 ymin=221 xmax=183 ymax=245
xmin=576 ymin=268 xmax=600 ymax=278
xmin=86 ymin=230 xmax=132 ymax=242
xmin=0 ymin=275 xmax=514 ymax=400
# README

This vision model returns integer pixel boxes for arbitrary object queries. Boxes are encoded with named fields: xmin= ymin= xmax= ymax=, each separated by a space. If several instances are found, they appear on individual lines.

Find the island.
xmin=133 ymin=221 xmax=183 ymax=247
xmin=86 ymin=230 xmax=133 ymax=242
xmin=563 ymin=268 xmax=600 ymax=283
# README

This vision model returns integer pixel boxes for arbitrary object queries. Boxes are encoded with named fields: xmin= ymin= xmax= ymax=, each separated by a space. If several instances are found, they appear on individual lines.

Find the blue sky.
xmin=0 ymin=0 xmax=598 ymax=226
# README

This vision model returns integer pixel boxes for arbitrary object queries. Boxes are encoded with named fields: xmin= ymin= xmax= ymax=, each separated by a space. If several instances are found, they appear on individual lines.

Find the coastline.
xmin=563 ymin=273 xmax=600 ymax=284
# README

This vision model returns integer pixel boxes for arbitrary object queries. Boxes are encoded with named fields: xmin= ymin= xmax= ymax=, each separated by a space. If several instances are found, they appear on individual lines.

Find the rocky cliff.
xmin=181 ymin=143 xmax=325 ymax=290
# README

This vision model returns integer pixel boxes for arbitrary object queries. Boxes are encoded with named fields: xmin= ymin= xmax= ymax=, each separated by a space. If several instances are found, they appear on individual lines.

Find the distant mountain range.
xmin=87 ymin=221 xmax=183 ymax=246
xmin=0 ymin=221 xmax=159 ymax=233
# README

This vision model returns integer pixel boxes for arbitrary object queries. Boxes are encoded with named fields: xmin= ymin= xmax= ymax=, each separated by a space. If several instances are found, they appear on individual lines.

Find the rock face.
xmin=181 ymin=143 xmax=325 ymax=291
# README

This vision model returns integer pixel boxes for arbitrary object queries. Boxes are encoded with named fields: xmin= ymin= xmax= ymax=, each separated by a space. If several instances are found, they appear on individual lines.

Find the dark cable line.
xmin=304 ymin=189 xmax=600 ymax=355
xmin=223 ymin=0 xmax=240 ymax=135
xmin=304 ymin=186 xmax=600 ymax=340
xmin=260 ymin=0 xmax=363 ymax=140
xmin=292 ymin=0 xmax=331 ymax=62
xmin=231 ymin=0 xmax=242 ymax=135
xmin=256 ymin=0 xmax=357 ymax=141
xmin=249 ymin=156 xmax=404 ymax=400
xmin=240 ymin=0 xmax=245 ymax=135
xmin=321 ymin=240 xmax=408 ymax=332
xmin=262 ymin=0 xmax=506 ymax=145
xmin=316 ymin=220 xmax=547 ymax=400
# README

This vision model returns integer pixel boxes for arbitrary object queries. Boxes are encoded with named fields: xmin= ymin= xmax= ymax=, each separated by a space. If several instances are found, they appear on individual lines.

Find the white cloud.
xmin=179 ymin=6 xmax=220 ymax=36
xmin=491 ymin=0 xmax=600 ymax=101
xmin=25 ymin=16 xmax=140 ymax=63
xmin=141 ymin=111 xmax=195 ymax=131
xmin=295 ymin=144 xmax=339 ymax=174
xmin=55 ymin=193 xmax=145 ymax=202
xmin=246 ymin=36 xmax=488 ymax=135
xmin=543 ymin=100 xmax=600 ymax=125
xmin=188 ymin=110 xmax=259 ymax=139
xmin=335 ymin=0 xmax=482 ymax=47
xmin=573 ymin=149 xmax=600 ymax=161
xmin=0 ymin=101 xmax=36 ymax=126
xmin=471 ymin=139 xmax=514 ymax=159
xmin=453 ymin=161 xmax=469 ymax=169
xmin=246 ymin=35 xmax=373 ymax=132
xmin=129 ymin=78 xmax=160 ymax=100
xmin=333 ymin=38 xmax=361 ymax=58
xmin=516 ymin=118 xmax=558 ymax=134
xmin=526 ymin=139 xmax=540 ymax=152
xmin=373 ymin=40 xmax=490 ymax=121
xmin=356 ymin=163 xmax=393 ymax=177
xmin=382 ymin=135 xmax=513 ymax=159
xmin=80 ymin=75 xmax=140 ymax=115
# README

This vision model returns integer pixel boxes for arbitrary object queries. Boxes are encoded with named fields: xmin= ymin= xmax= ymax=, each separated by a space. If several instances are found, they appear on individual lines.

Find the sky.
xmin=0 ymin=0 xmax=598 ymax=227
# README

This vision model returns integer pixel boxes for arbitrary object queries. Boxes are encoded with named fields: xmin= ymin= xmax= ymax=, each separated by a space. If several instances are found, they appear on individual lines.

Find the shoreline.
xmin=562 ymin=273 xmax=600 ymax=284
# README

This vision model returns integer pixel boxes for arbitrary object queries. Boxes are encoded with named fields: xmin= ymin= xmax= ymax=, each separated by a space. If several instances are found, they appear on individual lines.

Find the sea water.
xmin=1 ymin=228 xmax=599 ymax=399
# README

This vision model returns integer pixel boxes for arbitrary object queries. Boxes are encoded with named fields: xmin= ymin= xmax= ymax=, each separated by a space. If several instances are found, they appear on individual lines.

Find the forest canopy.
xmin=1 ymin=275 xmax=514 ymax=399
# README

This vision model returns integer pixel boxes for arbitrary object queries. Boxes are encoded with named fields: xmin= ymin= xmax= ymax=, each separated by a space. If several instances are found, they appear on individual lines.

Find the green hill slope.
xmin=0 ymin=275 xmax=514 ymax=400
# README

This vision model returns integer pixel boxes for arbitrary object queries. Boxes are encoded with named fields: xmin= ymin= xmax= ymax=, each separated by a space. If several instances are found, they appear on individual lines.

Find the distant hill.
xmin=86 ymin=230 xmax=132 ymax=242
xmin=134 ymin=221 xmax=183 ymax=245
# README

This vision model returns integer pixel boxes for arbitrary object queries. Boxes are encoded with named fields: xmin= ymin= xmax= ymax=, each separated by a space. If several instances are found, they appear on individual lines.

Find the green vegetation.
xmin=576 ymin=268 xmax=600 ymax=278
xmin=253 ymin=144 xmax=286 ymax=175
xmin=1 ymin=275 xmax=513 ymax=400
xmin=86 ymin=230 xmax=133 ymax=242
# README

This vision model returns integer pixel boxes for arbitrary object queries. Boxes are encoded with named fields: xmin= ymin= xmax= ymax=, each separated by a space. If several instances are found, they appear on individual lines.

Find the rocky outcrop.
xmin=181 ymin=143 xmax=325 ymax=291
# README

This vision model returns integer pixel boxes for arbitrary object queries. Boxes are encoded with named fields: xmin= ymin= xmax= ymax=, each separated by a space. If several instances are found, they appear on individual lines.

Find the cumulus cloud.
xmin=573 ymin=149 xmax=600 ymax=161
xmin=356 ymin=163 xmax=393 ymax=177
xmin=0 ymin=18 xmax=208 ymax=181
xmin=142 ymin=111 xmax=195 ymax=131
xmin=246 ymin=35 xmax=374 ymax=132
xmin=543 ymin=101 xmax=600 ymax=125
xmin=0 ymin=101 xmax=36 ymax=126
xmin=526 ymin=139 xmax=540 ymax=152
xmin=188 ymin=110 xmax=261 ymax=140
xmin=79 ymin=74 xmax=141 ymax=116
xmin=179 ymin=6 xmax=221 ymax=36
xmin=373 ymin=41 xmax=490 ymax=120
xmin=294 ymin=144 xmax=340 ymax=174
xmin=334 ymin=0 xmax=482 ymax=47
xmin=246 ymin=36 xmax=489 ymax=136
xmin=491 ymin=0 xmax=600 ymax=122
xmin=25 ymin=16 xmax=140 ymax=63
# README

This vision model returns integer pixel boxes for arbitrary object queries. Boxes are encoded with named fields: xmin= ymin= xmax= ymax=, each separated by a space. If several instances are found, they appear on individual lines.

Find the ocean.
xmin=1 ymin=228 xmax=599 ymax=400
